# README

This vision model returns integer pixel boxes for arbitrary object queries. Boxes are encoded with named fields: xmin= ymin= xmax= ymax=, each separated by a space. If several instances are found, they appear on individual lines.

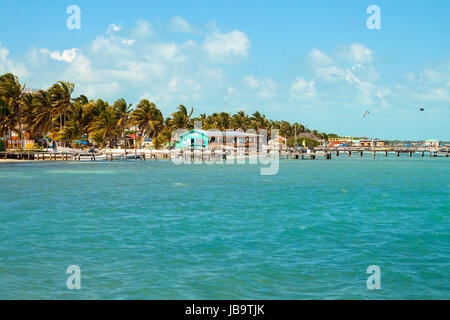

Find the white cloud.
xmin=242 ymin=75 xmax=260 ymax=89
xmin=314 ymin=66 xmax=345 ymax=82
xmin=204 ymin=30 xmax=250 ymax=60
xmin=49 ymin=48 xmax=79 ymax=63
xmin=171 ymin=16 xmax=197 ymax=33
xmin=121 ymin=39 xmax=135 ymax=46
xmin=106 ymin=23 xmax=123 ymax=34
xmin=24 ymin=47 xmax=51 ymax=66
xmin=309 ymin=49 xmax=333 ymax=66
xmin=65 ymin=54 xmax=97 ymax=81
xmin=90 ymin=36 xmax=132 ymax=58
xmin=422 ymin=68 xmax=444 ymax=83
xmin=242 ymin=75 xmax=277 ymax=98
xmin=132 ymin=19 xmax=154 ymax=38
xmin=150 ymin=42 xmax=183 ymax=62
xmin=0 ymin=44 xmax=29 ymax=78
xmin=346 ymin=43 xmax=373 ymax=63
xmin=291 ymin=78 xmax=316 ymax=99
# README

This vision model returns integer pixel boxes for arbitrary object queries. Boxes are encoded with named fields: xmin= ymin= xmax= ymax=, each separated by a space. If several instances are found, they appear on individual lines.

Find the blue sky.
xmin=0 ymin=0 xmax=449 ymax=139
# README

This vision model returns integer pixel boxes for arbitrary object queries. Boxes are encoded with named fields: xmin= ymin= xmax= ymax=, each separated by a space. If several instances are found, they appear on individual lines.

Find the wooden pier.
xmin=1 ymin=146 xmax=448 ymax=162
xmin=0 ymin=150 xmax=163 ymax=162
xmin=314 ymin=147 xmax=449 ymax=158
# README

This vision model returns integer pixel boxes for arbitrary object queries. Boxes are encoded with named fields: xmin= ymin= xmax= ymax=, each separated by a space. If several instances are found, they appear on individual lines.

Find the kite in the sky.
xmin=419 ymin=107 xmax=424 ymax=112
xmin=363 ymin=110 xmax=370 ymax=118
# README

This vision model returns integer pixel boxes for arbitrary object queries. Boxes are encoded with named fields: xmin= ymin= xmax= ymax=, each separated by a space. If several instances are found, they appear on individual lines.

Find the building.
xmin=142 ymin=139 xmax=153 ymax=148
xmin=23 ymin=88 xmax=40 ymax=94
xmin=328 ymin=136 xmax=385 ymax=148
xmin=268 ymin=136 xmax=287 ymax=149
xmin=328 ymin=136 xmax=368 ymax=147
xmin=4 ymin=130 xmax=34 ymax=149
xmin=424 ymin=139 xmax=439 ymax=147
xmin=358 ymin=139 xmax=385 ymax=148
xmin=175 ymin=129 xmax=261 ymax=150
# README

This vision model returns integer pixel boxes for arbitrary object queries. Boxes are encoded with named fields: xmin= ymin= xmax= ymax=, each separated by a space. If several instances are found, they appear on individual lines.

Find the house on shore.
xmin=424 ymin=139 xmax=439 ymax=147
xmin=358 ymin=139 xmax=385 ymax=148
xmin=175 ymin=129 xmax=261 ymax=150
xmin=268 ymin=136 xmax=287 ymax=149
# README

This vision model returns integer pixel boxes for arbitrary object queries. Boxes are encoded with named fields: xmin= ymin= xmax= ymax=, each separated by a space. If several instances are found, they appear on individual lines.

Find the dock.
xmin=0 ymin=146 xmax=448 ymax=162
xmin=314 ymin=147 xmax=449 ymax=158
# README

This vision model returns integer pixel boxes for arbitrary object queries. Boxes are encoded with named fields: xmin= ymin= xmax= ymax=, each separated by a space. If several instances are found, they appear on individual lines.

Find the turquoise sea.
xmin=0 ymin=156 xmax=449 ymax=299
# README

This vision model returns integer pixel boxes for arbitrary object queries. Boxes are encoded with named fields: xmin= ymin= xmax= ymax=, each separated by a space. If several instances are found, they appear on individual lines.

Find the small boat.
xmin=125 ymin=153 xmax=141 ymax=159
xmin=434 ymin=152 xmax=449 ymax=158
xmin=78 ymin=154 xmax=107 ymax=161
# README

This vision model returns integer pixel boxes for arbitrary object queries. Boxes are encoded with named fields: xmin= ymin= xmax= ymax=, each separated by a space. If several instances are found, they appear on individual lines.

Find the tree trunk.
xmin=18 ymin=105 xmax=24 ymax=149
xmin=123 ymin=131 xmax=127 ymax=155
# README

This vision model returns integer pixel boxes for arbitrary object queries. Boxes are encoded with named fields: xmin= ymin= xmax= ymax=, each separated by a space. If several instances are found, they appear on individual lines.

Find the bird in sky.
xmin=363 ymin=110 xmax=370 ymax=118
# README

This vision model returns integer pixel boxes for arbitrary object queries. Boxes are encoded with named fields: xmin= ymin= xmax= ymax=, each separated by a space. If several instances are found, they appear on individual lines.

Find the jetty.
xmin=1 ymin=146 xmax=448 ymax=162
xmin=314 ymin=146 xmax=449 ymax=158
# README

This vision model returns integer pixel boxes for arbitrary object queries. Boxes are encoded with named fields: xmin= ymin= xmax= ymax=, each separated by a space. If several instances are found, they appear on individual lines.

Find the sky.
xmin=0 ymin=0 xmax=449 ymax=140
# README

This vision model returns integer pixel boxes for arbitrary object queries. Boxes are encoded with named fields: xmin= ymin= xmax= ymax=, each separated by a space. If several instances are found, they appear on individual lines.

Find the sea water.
xmin=0 ymin=155 xmax=448 ymax=299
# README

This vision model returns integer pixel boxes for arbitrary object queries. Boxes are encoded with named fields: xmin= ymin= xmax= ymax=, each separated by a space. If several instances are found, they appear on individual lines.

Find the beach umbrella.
xmin=73 ymin=140 xmax=88 ymax=145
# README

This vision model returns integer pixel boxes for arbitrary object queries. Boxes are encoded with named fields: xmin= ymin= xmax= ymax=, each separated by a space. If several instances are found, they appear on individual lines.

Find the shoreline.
xmin=0 ymin=159 xmax=35 ymax=163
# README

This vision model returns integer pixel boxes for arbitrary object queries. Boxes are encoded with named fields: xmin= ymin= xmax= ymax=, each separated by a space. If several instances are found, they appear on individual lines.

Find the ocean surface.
xmin=0 ymin=155 xmax=449 ymax=299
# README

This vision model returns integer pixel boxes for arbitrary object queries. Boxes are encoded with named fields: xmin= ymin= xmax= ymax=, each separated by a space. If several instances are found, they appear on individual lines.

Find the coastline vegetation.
xmin=0 ymin=73 xmax=336 ymax=149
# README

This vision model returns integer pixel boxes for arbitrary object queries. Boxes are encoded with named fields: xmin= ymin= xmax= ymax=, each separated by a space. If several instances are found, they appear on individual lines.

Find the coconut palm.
xmin=58 ymin=120 xmax=82 ymax=143
xmin=168 ymin=104 xmax=193 ymax=130
xmin=0 ymin=73 xmax=26 ymax=147
xmin=132 ymin=99 xmax=164 ymax=148
xmin=32 ymin=90 xmax=58 ymax=147
xmin=231 ymin=111 xmax=250 ymax=130
xmin=49 ymin=81 xmax=75 ymax=133
xmin=113 ymin=98 xmax=133 ymax=151
xmin=89 ymin=106 xmax=121 ymax=149
xmin=0 ymin=97 xmax=17 ymax=142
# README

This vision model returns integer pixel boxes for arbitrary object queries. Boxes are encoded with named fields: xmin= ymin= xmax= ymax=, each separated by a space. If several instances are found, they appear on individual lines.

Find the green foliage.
xmin=287 ymin=137 xmax=320 ymax=148
xmin=0 ymin=72 xmax=338 ymax=150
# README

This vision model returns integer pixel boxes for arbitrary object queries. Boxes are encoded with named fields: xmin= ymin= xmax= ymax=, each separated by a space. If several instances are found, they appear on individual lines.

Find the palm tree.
xmin=90 ymin=131 xmax=107 ymax=149
xmin=88 ymin=106 xmax=121 ymax=149
xmin=250 ymin=111 xmax=267 ymax=130
xmin=21 ymin=92 xmax=35 ymax=136
xmin=132 ymin=99 xmax=164 ymax=148
xmin=113 ymin=98 xmax=132 ymax=152
xmin=168 ymin=104 xmax=193 ymax=130
xmin=0 ymin=97 xmax=17 ymax=143
xmin=49 ymin=81 xmax=75 ymax=140
xmin=0 ymin=73 xmax=26 ymax=148
xmin=32 ymin=90 xmax=58 ymax=148
xmin=231 ymin=110 xmax=250 ymax=130
xmin=58 ymin=120 xmax=81 ymax=144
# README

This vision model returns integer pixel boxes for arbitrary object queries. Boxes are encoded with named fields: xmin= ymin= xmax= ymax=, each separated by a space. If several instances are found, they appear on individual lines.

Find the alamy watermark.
xmin=366 ymin=265 xmax=381 ymax=290
xmin=366 ymin=5 xmax=381 ymax=30
xmin=170 ymin=122 xmax=280 ymax=175
xmin=66 ymin=5 xmax=81 ymax=30
xmin=66 ymin=265 xmax=81 ymax=289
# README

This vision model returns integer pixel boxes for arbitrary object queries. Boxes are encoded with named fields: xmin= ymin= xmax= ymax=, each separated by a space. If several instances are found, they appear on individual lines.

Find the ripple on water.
xmin=0 ymin=159 xmax=449 ymax=299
